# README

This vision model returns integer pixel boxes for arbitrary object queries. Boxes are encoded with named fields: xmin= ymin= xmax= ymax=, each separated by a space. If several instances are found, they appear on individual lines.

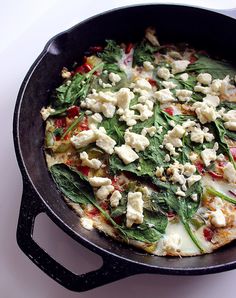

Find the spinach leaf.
xmin=51 ymin=63 xmax=103 ymax=113
xmin=109 ymin=154 xmax=141 ymax=176
xmin=187 ymin=55 xmax=236 ymax=79
xmin=100 ymin=114 xmax=126 ymax=145
xmin=98 ymin=40 xmax=122 ymax=64
xmin=218 ymin=101 xmax=236 ymax=112
xmin=123 ymin=210 xmax=168 ymax=243
xmin=225 ymin=130 xmax=236 ymax=141
xmin=213 ymin=120 xmax=236 ymax=168
xmin=133 ymin=40 xmax=158 ymax=67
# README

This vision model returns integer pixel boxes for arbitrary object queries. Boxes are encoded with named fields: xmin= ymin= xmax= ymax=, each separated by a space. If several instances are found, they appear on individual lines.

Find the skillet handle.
xmin=17 ymin=182 xmax=137 ymax=292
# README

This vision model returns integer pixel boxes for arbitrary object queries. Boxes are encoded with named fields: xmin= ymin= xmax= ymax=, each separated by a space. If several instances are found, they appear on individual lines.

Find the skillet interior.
xmin=15 ymin=4 xmax=236 ymax=273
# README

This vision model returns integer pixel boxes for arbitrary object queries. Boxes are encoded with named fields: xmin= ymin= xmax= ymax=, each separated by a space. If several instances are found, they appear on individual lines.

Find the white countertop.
xmin=1 ymin=1 xmax=236 ymax=297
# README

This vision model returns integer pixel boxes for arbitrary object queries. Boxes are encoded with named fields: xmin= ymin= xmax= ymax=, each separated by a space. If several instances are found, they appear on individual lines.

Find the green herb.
xmin=98 ymin=40 xmax=122 ymax=64
xmin=61 ymin=112 xmax=85 ymax=139
xmin=123 ymin=210 xmax=168 ymax=243
xmin=206 ymin=187 xmax=236 ymax=204
xmin=100 ymin=114 xmax=126 ymax=145
xmin=50 ymin=163 xmax=167 ymax=243
xmin=51 ymin=62 xmax=103 ymax=112
xmin=218 ymin=101 xmax=236 ymax=111
xmin=214 ymin=119 xmax=236 ymax=168
xmin=133 ymin=40 xmax=158 ymax=67
xmin=187 ymin=55 xmax=236 ymax=79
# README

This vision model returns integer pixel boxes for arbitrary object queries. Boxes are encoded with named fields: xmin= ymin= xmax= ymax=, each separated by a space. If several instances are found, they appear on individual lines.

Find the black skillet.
xmin=13 ymin=4 xmax=236 ymax=292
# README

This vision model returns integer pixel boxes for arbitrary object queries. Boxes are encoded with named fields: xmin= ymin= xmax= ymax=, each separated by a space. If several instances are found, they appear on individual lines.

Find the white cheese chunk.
xmin=163 ymin=125 xmax=185 ymax=148
xmin=191 ymin=194 xmax=198 ymax=202
xmin=101 ymin=102 xmax=116 ymax=118
xmin=40 ymin=106 xmax=55 ymax=120
xmin=157 ymin=67 xmax=171 ymax=80
xmin=88 ymin=177 xmax=112 ymax=187
xmin=210 ymin=209 xmax=226 ymax=228
xmin=109 ymin=72 xmax=121 ymax=84
xmin=116 ymin=88 xmax=134 ymax=110
xmin=115 ymin=145 xmax=139 ymax=164
xmin=175 ymin=187 xmax=186 ymax=197
xmin=163 ymin=234 xmax=181 ymax=254
xmin=179 ymin=73 xmax=189 ymax=81
xmin=203 ymin=94 xmax=220 ymax=107
xmin=70 ymin=130 xmax=97 ymax=149
xmin=96 ymin=185 xmax=114 ymax=201
xmin=143 ymin=61 xmax=154 ymax=71
xmin=224 ymin=121 xmax=236 ymax=131
xmin=119 ymin=109 xmax=137 ymax=126
xmin=132 ymin=103 xmax=154 ymax=121
xmin=162 ymin=81 xmax=177 ymax=89
xmin=80 ymin=217 xmax=94 ymax=230
xmin=125 ymin=131 xmax=150 ymax=152
xmin=135 ymin=78 xmax=152 ymax=91
xmin=110 ymin=190 xmax=122 ymax=208
xmin=88 ymin=112 xmax=103 ymax=129
xmin=141 ymin=126 xmax=157 ymax=137
xmin=165 ymin=142 xmax=178 ymax=156
xmin=190 ymin=127 xmax=215 ymax=144
xmin=194 ymin=85 xmax=211 ymax=94
xmin=197 ymin=73 xmax=212 ymax=85
xmin=126 ymin=192 xmax=144 ymax=228
xmin=187 ymin=175 xmax=202 ymax=187
xmin=96 ymin=132 xmax=116 ymax=154
xmin=175 ymin=89 xmax=192 ymax=102
xmin=201 ymin=143 xmax=218 ymax=167
xmin=80 ymin=151 xmax=102 ymax=170
xmin=155 ymin=166 xmax=164 ymax=177
xmin=222 ymin=109 xmax=236 ymax=122
xmin=154 ymin=88 xmax=175 ymax=103
xmin=171 ymin=60 xmax=190 ymax=74
xmin=223 ymin=162 xmax=236 ymax=183
xmin=183 ymin=163 xmax=196 ymax=177
xmin=192 ymin=101 xmax=217 ymax=124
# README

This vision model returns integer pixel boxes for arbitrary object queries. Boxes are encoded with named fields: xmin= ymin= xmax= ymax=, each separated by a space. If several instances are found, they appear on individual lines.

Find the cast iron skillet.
xmin=13 ymin=4 xmax=236 ymax=292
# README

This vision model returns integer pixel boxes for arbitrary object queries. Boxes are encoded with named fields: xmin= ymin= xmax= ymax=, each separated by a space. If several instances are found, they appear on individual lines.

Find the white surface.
xmin=1 ymin=0 xmax=236 ymax=297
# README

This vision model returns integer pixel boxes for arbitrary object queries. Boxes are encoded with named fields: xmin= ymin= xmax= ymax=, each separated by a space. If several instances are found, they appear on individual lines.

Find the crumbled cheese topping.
xmin=143 ymin=61 xmax=154 ymax=71
xmin=179 ymin=73 xmax=189 ymax=81
xmin=175 ymin=89 xmax=192 ymax=102
xmin=96 ymin=185 xmax=114 ymax=200
xmin=114 ymin=144 xmax=139 ymax=165
xmin=88 ymin=177 xmax=112 ymax=187
xmin=210 ymin=209 xmax=226 ymax=228
xmin=124 ymin=131 xmax=150 ymax=152
xmin=109 ymin=72 xmax=121 ymax=85
xmin=157 ymin=67 xmax=171 ymax=81
xmin=154 ymin=88 xmax=175 ymax=103
xmin=110 ymin=190 xmax=122 ymax=208
xmin=80 ymin=217 xmax=94 ymax=230
xmin=192 ymin=101 xmax=218 ymax=124
xmin=223 ymin=162 xmax=236 ymax=183
xmin=126 ymin=192 xmax=144 ymax=228
xmin=197 ymin=73 xmax=212 ymax=85
xmin=80 ymin=151 xmax=102 ymax=169
xmin=201 ymin=142 xmax=219 ymax=167
xmin=163 ymin=234 xmax=181 ymax=254
xmin=40 ymin=106 xmax=55 ymax=120
xmin=171 ymin=60 xmax=190 ymax=74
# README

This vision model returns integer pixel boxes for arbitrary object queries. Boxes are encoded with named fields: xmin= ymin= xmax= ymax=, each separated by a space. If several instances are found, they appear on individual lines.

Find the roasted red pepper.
xmin=111 ymin=176 xmax=123 ymax=192
xmin=208 ymin=171 xmax=223 ymax=179
xmin=79 ymin=116 xmax=89 ymax=131
xmin=230 ymin=147 xmax=236 ymax=161
xmin=195 ymin=161 xmax=205 ymax=175
xmin=89 ymin=46 xmax=103 ymax=53
xmin=77 ymin=165 xmax=90 ymax=176
xmin=55 ymin=117 xmax=67 ymax=128
xmin=148 ymin=78 xmax=158 ymax=87
xmin=164 ymin=107 xmax=174 ymax=116
xmin=67 ymin=106 xmax=80 ymax=118
xmin=190 ymin=54 xmax=198 ymax=64
xmin=203 ymin=227 xmax=213 ymax=242
xmin=75 ymin=63 xmax=92 ymax=74
xmin=125 ymin=43 xmax=133 ymax=54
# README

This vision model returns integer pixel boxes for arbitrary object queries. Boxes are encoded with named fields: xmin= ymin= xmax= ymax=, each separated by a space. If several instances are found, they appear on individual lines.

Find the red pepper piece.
xmin=87 ymin=208 xmax=100 ymax=218
xmin=195 ymin=161 xmax=205 ymax=175
xmin=208 ymin=171 xmax=223 ymax=179
xmin=148 ymin=78 xmax=158 ymax=87
xmin=167 ymin=211 xmax=176 ymax=218
xmin=100 ymin=201 xmax=109 ymax=211
xmin=77 ymin=165 xmax=90 ymax=176
xmin=164 ymin=107 xmax=174 ymax=116
xmin=75 ymin=63 xmax=92 ymax=74
xmin=55 ymin=117 xmax=67 ymax=128
xmin=79 ymin=116 xmax=89 ymax=131
xmin=89 ymin=46 xmax=103 ymax=53
xmin=67 ymin=106 xmax=80 ymax=118
xmin=111 ymin=176 xmax=123 ymax=192
xmin=190 ymin=54 xmax=198 ymax=64
xmin=203 ymin=227 xmax=213 ymax=241
xmin=125 ymin=43 xmax=133 ymax=54
xmin=230 ymin=147 xmax=236 ymax=161
xmin=113 ymin=215 xmax=123 ymax=225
